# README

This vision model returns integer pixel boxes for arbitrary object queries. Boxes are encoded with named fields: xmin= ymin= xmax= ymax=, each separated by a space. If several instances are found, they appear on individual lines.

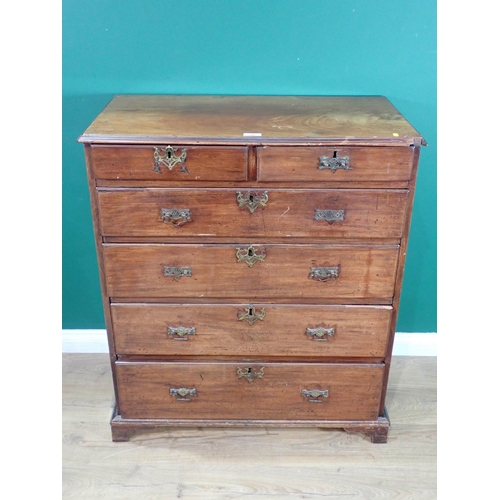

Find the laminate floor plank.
xmin=62 ymin=354 xmax=436 ymax=499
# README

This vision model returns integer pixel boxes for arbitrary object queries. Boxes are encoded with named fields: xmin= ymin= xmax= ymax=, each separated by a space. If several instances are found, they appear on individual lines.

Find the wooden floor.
xmin=62 ymin=354 xmax=436 ymax=499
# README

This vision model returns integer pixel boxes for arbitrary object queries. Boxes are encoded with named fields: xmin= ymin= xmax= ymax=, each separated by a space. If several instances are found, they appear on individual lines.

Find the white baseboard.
xmin=62 ymin=330 xmax=110 ymax=353
xmin=392 ymin=332 xmax=437 ymax=356
xmin=62 ymin=330 xmax=437 ymax=356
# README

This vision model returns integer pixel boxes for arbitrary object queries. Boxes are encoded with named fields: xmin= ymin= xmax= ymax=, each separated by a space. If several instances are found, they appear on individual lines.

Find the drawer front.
xmin=98 ymin=189 xmax=408 ymax=239
xmin=116 ymin=361 xmax=384 ymax=420
xmin=103 ymin=244 xmax=399 ymax=299
xmin=111 ymin=303 xmax=392 ymax=357
xmin=258 ymin=146 xmax=413 ymax=182
xmin=91 ymin=145 xmax=247 ymax=181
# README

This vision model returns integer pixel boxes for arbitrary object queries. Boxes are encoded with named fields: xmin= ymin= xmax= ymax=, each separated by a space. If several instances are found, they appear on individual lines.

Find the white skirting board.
xmin=62 ymin=330 xmax=437 ymax=356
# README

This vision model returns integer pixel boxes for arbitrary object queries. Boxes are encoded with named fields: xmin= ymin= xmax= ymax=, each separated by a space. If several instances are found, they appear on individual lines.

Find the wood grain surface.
xmin=115 ymin=361 xmax=384 ymax=420
xmin=91 ymin=145 xmax=248 ymax=181
xmin=97 ymin=188 xmax=409 ymax=239
xmin=257 ymin=146 xmax=414 ymax=182
xmin=78 ymin=95 xmax=424 ymax=145
xmin=102 ymin=244 xmax=399 ymax=299
xmin=110 ymin=303 xmax=392 ymax=357
xmin=62 ymin=354 xmax=436 ymax=499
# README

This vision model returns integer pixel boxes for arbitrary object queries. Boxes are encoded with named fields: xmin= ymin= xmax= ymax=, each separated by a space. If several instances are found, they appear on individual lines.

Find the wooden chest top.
xmin=78 ymin=95 xmax=424 ymax=146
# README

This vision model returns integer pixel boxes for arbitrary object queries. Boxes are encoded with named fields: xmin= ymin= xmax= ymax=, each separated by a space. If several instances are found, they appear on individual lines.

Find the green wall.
xmin=63 ymin=0 xmax=436 ymax=331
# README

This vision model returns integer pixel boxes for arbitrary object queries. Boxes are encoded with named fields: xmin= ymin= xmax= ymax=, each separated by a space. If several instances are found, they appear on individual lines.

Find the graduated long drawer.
xmin=115 ymin=361 xmax=384 ymax=420
xmin=103 ymin=243 xmax=399 ymax=299
xmin=111 ymin=303 xmax=392 ymax=357
xmin=97 ymin=189 xmax=408 ymax=239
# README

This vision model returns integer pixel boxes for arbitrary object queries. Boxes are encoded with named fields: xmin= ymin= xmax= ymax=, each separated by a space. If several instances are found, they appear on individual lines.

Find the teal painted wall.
xmin=63 ymin=0 xmax=436 ymax=331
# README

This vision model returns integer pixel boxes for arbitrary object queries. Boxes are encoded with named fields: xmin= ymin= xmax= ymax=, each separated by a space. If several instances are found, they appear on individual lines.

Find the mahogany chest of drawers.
xmin=79 ymin=95 xmax=424 ymax=443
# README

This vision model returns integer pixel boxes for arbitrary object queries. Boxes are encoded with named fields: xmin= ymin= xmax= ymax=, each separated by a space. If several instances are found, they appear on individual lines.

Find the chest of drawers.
xmin=79 ymin=95 xmax=424 ymax=443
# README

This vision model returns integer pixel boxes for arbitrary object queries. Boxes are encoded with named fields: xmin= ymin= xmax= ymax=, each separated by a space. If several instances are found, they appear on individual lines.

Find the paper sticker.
xmin=243 ymin=132 xmax=262 ymax=137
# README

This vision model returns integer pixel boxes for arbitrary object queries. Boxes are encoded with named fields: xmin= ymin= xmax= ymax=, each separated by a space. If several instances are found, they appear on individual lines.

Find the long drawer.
xmin=257 ymin=146 xmax=414 ymax=182
xmin=111 ymin=303 xmax=392 ymax=357
xmin=115 ymin=361 xmax=385 ymax=420
xmin=98 ymin=189 xmax=408 ymax=239
xmin=103 ymin=244 xmax=399 ymax=299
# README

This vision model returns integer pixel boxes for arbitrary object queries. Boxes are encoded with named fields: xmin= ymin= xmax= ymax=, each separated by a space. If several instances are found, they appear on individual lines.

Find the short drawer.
xmin=98 ymin=188 xmax=408 ymax=239
xmin=258 ymin=146 xmax=413 ymax=182
xmin=91 ymin=145 xmax=247 ymax=181
xmin=111 ymin=303 xmax=392 ymax=357
xmin=103 ymin=243 xmax=399 ymax=299
xmin=115 ymin=361 xmax=384 ymax=420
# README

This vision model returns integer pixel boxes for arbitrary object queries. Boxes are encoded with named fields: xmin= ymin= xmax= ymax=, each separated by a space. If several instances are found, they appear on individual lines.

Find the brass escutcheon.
xmin=314 ymin=209 xmax=345 ymax=224
xmin=167 ymin=326 xmax=196 ymax=340
xmin=163 ymin=266 xmax=192 ymax=281
xmin=236 ymin=245 xmax=266 ymax=267
xmin=317 ymin=153 xmax=351 ymax=173
xmin=236 ymin=191 xmax=268 ymax=213
xmin=309 ymin=266 xmax=339 ymax=282
xmin=301 ymin=389 xmax=329 ymax=402
xmin=154 ymin=146 xmax=188 ymax=174
xmin=238 ymin=304 xmax=266 ymax=325
xmin=170 ymin=387 xmax=197 ymax=401
xmin=237 ymin=367 xmax=264 ymax=382
xmin=161 ymin=208 xmax=192 ymax=226
xmin=306 ymin=327 xmax=335 ymax=341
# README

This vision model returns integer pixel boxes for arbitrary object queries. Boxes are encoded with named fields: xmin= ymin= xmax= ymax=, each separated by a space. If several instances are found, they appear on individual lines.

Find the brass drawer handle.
xmin=306 ymin=327 xmax=335 ymax=341
xmin=309 ymin=266 xmax=339 ymax=282
xmin=236 ymin=245 xmax=266 ymax=267
xmin=238 ymin=304 xmax=266 ymax=325
xmin=237 ymin=367 xmax=264 ymax=382
xmin=170 ymin=387 xmax=196 ymax=401
xmin=302 ymin=389 xmax=329 ymax=403
xmin=161 ymin=208 xmax=191 ymax=226
xmin=154 ymin=146 xmax=188 ymax=174
xmin=318 ymin=153 xmax=351 ymax=173
xmin=167 ymin=325 xmax=196 ymax=340
xmin=163 ymin=266 xmax=192 ymax=281
xmin=237 ymin=191 xmax=268 ymax=213
xmin=314 ymin=209 xmax=345 ymax=224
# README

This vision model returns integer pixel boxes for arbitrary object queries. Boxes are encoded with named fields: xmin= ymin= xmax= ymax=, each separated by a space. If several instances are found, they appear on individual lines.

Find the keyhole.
xmin=249 ymin=194 xmax=254 ymax=203
xmin=248 ymin=248 xmax=254 ymax=257
xmin=167 ymin=151 xmax=172 ymax=158
xmin=332 ymin=151 xmax=337 ymax=158
xmin=249 ymin=307 xmax=254 ymax=316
